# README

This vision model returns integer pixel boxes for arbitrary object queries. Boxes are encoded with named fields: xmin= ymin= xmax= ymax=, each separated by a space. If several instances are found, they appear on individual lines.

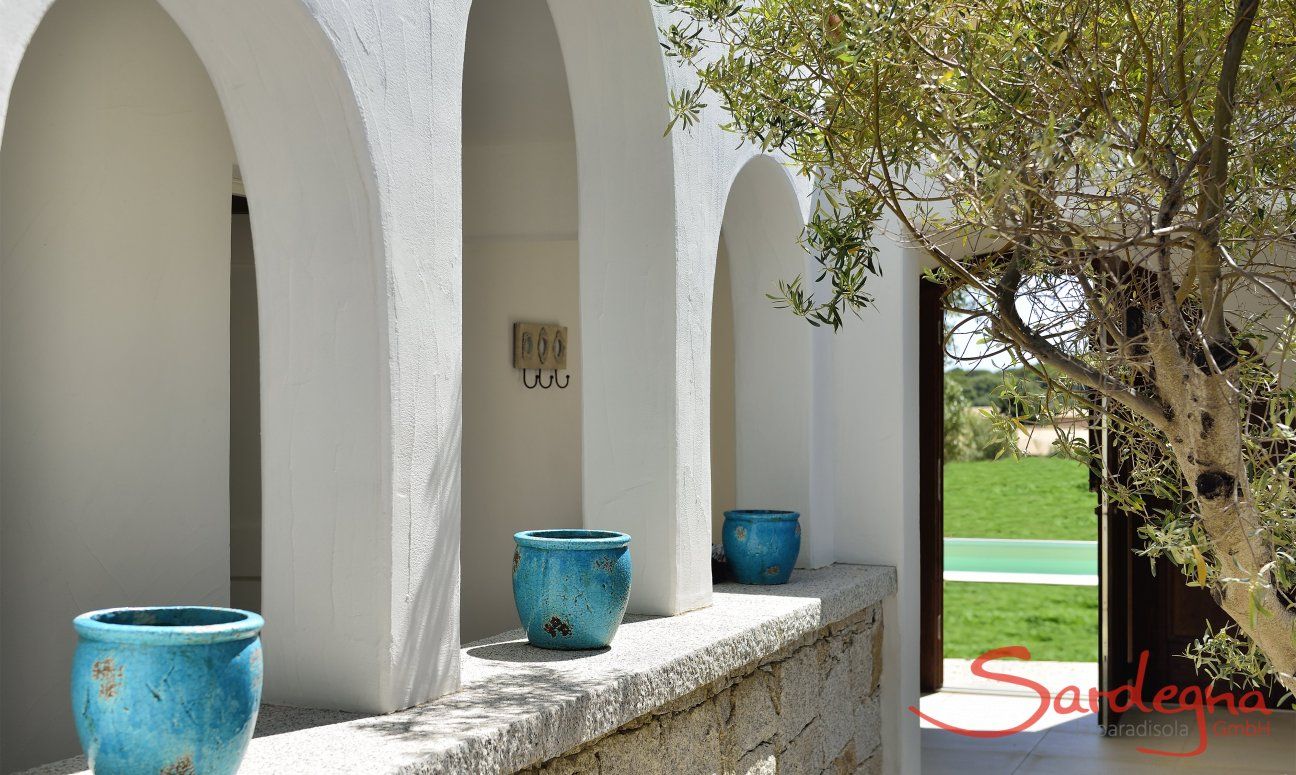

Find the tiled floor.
xmin=921 ymin=662 xmax=1295 ymax=774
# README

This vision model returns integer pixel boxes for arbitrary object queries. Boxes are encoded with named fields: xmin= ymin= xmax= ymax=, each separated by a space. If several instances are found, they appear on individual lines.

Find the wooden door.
xmin=919 ymin=277 xmax=945 ymax=693
xmin=1099 ymin=413 xmax=1291 ymax=724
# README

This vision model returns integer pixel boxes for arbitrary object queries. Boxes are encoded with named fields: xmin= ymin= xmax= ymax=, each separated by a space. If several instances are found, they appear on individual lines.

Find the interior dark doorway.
xmin=230 ymin=192 xmax=261 ymax=613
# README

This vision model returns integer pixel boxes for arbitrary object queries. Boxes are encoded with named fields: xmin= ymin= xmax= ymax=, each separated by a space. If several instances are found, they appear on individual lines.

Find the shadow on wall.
xmin=395 ymin=377 xmax=463 ymax=707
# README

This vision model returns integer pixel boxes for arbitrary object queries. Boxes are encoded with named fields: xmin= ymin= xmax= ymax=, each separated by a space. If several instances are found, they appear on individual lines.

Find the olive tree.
xmin=659 ymin=0 xmax=1296 ymax=694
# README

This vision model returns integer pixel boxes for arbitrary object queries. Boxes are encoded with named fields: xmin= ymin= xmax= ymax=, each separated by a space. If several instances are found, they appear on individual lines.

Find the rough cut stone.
xmin=771 ymin=643 xmax=821 ymax=744
xmin=779 ymin=715 xmax=827 ymax=775
xmin=734 ymin=742 xmax=777 ymax=775
xmin=847 ymin=625 xmax=878 ymax=701
xmin=855 ymin=745 xmax=883 ymax=775
xmin=525 ymin=601 xmax=884 ymax=775
xmin=854 ymin=694 xmax=882 ymax=755
xmin=724 ymin=670 xmax=778 ymax=762
xmin=659 ymin=700 xmax=723 ymax=774
xmin=820 ymin=649 xmax=858 ymax=760
xmin=592 ymin=721 xmax=661 ymax=774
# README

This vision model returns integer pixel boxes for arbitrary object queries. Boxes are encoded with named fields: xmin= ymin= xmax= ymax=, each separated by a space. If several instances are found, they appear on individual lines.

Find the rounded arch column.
xmin=0 ymin=2 xmax=458 ymax=767
xmin=548 ymin=0 xmax=707 ymax=615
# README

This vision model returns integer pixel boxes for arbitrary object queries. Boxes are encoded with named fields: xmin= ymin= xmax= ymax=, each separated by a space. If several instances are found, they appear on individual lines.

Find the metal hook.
xmin=521 ymin=369 xmax=570 ymax=389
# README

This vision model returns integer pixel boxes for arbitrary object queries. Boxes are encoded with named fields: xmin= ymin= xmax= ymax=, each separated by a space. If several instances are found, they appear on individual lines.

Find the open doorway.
xmin=919 ymin=278 xmax=1099 ymax=694
xmin=230 ymin=190 xmax=262 ymax=614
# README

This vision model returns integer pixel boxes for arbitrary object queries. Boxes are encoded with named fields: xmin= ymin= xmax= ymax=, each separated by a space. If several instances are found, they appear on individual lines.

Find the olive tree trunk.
xmin=1147 ymin=326 xmax=1296 ymax=694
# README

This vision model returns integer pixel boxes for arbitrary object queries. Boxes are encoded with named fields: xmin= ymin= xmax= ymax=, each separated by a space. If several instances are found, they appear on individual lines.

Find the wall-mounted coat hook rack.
xmin=514 ymin=322 xmax=571 ymax=390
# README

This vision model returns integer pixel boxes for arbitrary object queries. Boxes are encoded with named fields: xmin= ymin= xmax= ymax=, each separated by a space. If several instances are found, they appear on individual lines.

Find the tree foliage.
xmin=660 ymin=0 xmax=1296 ymax=694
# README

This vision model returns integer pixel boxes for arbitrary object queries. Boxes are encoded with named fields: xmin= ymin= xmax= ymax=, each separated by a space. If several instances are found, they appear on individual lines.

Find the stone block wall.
xmin=520 ymin=604 xmax=884 ymax=775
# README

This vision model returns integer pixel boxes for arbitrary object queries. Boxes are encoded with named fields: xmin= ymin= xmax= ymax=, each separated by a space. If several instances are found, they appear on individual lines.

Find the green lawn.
xmin=944 ymin=582 xmax=1098 ymax=662
xmin=944 ymin=456 xmax=1098 ymax=662
xmin=944 ymin=456 xmax=1096 ymax=540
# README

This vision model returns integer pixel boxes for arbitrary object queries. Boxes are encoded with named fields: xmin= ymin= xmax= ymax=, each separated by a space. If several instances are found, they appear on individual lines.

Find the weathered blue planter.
xmin=723 ymin=510 xmax=801 ymax=584
xmin=513 ymin=529 xmax=632 ymax=649
xmin=71 ymin=606 xmax=264 ymax=775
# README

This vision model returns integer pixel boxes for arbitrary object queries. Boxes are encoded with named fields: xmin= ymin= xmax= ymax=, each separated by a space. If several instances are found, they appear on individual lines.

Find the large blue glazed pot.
xmin=71 ymin=606 xmax=264 ymax=775
xmin=513 ymin=529 xmax=632 ymax=649
xmin=723 ymin=510 xmax=801 ymax=584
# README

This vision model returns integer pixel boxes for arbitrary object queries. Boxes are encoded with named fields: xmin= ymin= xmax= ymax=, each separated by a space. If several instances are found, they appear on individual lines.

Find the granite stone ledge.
xmin=24 ymin=563 xmax=895 ymax=775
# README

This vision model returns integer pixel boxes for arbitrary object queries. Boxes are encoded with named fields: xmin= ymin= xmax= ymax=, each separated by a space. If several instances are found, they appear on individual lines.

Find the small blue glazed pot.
xmin=513 ymin=529 xmax=632 ymax=649
xmin=723 ymin=510 xmax=801 ymax=585
xmin=71 ymin=606 xmax=264 ymax=775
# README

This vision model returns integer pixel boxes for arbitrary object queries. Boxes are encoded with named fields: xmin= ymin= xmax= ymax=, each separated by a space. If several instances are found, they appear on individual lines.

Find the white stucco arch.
xmin=155 ymin=0 xmax=396 ymax=713
xmin=710 ymin=154 xmax=834 ymax=569
xmin=456 ymin=0 xmax=800 ymax=626
xmin=0 ymin=0 xmax=460 ymax=765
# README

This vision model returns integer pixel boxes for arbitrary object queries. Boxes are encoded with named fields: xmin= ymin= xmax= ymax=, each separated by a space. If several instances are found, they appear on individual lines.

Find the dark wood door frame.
xmin=1097 ymin=400 xmax=1135 ymax=728
xmin=919 ymin=277 xmax=945 ymax=693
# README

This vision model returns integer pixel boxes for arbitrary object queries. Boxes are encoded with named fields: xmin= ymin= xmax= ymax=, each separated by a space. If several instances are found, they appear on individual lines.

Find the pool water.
xmin=944 ymin=538 xmax=1096 ymax=576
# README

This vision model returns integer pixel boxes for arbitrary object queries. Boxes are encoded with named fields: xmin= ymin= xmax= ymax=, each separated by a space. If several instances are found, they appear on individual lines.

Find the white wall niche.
xmin=710 ymin=155 xmax=834 ymax=570
xmin=460 ymin=0 xmax=583 ymax=644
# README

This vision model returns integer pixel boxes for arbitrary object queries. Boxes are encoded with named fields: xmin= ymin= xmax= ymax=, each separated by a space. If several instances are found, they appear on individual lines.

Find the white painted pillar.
xmin=551 ymin=0 xmax=712 ymax=616
xmin=830 ymin=232 xmax=923 ymax=775
xmin=155 ymin=0 xmax=468 ymax=713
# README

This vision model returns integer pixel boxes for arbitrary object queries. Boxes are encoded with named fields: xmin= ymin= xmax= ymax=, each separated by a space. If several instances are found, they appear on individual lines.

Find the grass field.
xmin=943 ymin=582 xmax=1098 ymax=661
xmin=944 ymin=456 xmax=1098 ymax=662
xmin=944 ymin=456 xmax=1096 ymax=540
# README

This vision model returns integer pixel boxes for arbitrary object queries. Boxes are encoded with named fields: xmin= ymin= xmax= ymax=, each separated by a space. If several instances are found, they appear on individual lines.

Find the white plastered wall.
xmin=830 ymin=225 xmax=925 ymax=775
xmin=547 ymin=0 xmax=707 ymax=616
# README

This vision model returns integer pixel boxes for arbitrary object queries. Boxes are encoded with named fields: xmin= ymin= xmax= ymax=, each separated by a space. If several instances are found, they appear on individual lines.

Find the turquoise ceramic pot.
xmin=71 ymin=606 xmax=264 ymax=775
xmin=723 ymin=510 xmax=801 ymax=584
xmin=513 ymin=530 xmax=632 ymax=649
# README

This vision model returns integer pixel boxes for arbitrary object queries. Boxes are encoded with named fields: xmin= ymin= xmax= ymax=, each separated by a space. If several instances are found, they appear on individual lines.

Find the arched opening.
xmin=710 ymin=157 xmax=818 ymax=564
xmin=0 ymin=1 xmax=251 ymax=767
xmin=460 ymin=0 xmax=582 ymax=643
xmin=0 ymin=0 xmax=391 ymax=766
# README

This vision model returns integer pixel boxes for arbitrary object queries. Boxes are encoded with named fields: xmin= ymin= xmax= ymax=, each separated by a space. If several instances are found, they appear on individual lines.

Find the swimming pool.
xmin=944 ymin=538 xmax=1097 ymax=585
